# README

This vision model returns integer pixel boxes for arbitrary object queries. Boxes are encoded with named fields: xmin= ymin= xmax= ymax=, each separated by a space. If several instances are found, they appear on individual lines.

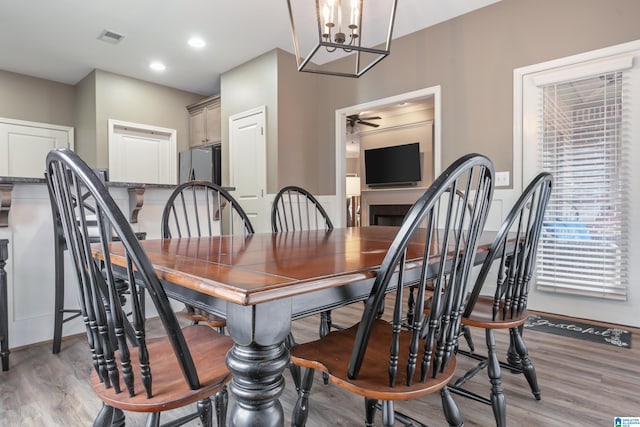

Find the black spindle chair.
xmin=161 ymin=180 xmax=254 ymax=332
xmin=448 ymin=172 xmax=553 ymax=427
xmin=46 ymin=148 xmax=233 ymax=427
xmin=289 ymin=154 xmax=495 ymax=427
xmin=271 ymin=185 xmax=337 ymax=386
xmin=271 ymin=186 xmax=334 ymax=232
xmin=271 ymin=186 xmax=336 ymax=335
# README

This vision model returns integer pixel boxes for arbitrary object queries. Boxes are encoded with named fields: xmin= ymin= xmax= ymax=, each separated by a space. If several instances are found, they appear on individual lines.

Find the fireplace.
xmin=369 ymin=204 xmax=412 ymax=226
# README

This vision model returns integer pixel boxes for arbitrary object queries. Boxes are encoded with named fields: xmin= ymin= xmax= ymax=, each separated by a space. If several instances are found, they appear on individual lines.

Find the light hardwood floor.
xmin=1 ymin=303 xmax=638 ymax=426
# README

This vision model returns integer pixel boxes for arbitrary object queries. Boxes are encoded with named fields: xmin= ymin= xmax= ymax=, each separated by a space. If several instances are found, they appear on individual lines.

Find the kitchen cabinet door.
xmin=187 ymin=96 xmax=221 ymax=147
xmin=189 ymin=109 xmax=207 ymax=147
xmin=205 ymin=103 xmax=221 ymax=143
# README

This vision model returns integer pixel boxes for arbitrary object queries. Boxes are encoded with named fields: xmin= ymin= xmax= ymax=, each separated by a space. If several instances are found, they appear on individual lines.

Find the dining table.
xmin=102 ymin=225 xmax=499 ymax=427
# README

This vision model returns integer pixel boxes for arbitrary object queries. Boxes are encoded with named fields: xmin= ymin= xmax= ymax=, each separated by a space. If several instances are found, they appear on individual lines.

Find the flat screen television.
xmin=364 ymin=142 xmax=421 ymax=187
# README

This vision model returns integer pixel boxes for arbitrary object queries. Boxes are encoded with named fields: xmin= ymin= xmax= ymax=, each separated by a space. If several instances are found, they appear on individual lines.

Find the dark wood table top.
xmin=103 ymin=226 xmax=495 ymax=307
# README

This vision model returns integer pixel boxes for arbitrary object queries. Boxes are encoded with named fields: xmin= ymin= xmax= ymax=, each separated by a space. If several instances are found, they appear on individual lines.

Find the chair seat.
xmin=180 ymin=308 xmax=226 ymax=329
xmin=91 ymin=325 xmax=233 ymax=412
xmin=290 ymin=319 xmax=457 ymax=401
xmin=462 ymin=295 xmax=529 ymax=329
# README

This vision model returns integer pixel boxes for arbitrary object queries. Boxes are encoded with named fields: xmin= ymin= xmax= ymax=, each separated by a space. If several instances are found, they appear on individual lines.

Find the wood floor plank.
xmin=0 ymin=305 xmax=638 ymax=426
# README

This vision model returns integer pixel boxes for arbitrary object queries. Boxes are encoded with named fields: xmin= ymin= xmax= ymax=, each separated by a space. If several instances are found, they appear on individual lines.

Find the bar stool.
xmin=51 ymin=222 xmax=146 ymax=354
xmin=48 ymin=169 xmax=146 ymax=354
xmin=1 ymin=238 xmax=9 ymax=370
xmin=51 ymin=217 xmax=80 ymax=354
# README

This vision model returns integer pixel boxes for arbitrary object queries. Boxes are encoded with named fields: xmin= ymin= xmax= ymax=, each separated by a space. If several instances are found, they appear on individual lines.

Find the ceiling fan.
xmin=347 ymin=114 xmax=381 ymax=128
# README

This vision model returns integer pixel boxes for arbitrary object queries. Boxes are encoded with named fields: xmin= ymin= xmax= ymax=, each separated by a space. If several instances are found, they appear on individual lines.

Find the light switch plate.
xmin=495 ymin=171 xmax=510 ymax=187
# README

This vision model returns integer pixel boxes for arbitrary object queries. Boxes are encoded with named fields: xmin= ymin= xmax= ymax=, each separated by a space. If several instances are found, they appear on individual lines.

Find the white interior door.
xmin=229 ymin=107 xmax=267 ymax=231
xmin=108 ymin=119 xmax=176 ymax=184
xmin=0 ymin=118 xmax=73 ymax=178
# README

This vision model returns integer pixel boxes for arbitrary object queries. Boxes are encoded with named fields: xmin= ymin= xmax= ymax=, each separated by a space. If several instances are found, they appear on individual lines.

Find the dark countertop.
xmin=0 ymin=177 xmax=234 ymax=191
xmin=0 ymin=176 xmax=173 ymax=188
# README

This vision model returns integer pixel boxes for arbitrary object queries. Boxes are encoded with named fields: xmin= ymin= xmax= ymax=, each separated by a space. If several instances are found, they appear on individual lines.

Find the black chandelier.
xmin=286 ymin=0 xmax=398 ymax=77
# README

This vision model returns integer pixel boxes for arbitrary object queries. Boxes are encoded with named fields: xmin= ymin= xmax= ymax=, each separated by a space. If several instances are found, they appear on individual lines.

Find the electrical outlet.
xmin=495 ymin=171 xmax=510 ymax=187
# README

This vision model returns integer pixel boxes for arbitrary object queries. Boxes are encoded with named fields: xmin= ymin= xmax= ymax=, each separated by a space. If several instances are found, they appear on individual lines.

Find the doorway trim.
xmin=334 ymin=86 xmax=442 ymax=227
xmin=513 ymin=39 xmax=640 ymax=326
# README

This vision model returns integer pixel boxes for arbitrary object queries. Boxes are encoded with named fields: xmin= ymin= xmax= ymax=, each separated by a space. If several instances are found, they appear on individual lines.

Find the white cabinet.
xmin=107 ymin=119 xmax=177 ymax=185
xmin=187 ymin=96 xmax=221 ymax=147
xmin=0 ymin=118 xmax=73 ymax=178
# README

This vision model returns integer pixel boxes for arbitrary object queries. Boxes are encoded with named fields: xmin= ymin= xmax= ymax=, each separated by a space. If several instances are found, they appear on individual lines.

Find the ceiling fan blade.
xmin=359 ymin=121 xmax=380 ymax=128
xmin=358 ymin=116 xmax=381 ymax=121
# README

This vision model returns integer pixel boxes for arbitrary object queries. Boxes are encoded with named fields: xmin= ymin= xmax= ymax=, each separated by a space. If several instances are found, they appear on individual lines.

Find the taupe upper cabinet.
xmin=187 ymin=96 xmax=221 ymax=147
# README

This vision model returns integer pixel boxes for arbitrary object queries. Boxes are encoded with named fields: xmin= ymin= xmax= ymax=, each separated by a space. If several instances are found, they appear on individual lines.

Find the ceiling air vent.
xmin=98 ymin=29 xmax=124 ymax=44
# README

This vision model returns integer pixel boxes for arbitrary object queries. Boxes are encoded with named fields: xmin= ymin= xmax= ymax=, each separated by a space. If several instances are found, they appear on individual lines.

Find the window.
xmin=535 ymin=70 xmax=629 ymax=300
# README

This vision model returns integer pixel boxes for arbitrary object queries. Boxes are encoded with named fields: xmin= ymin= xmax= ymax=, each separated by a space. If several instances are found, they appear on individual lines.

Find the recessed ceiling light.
xmin=149 ymin=61 xmax=166 ymax=72
xmin=188 ymin=37 xmax=206 ymax=48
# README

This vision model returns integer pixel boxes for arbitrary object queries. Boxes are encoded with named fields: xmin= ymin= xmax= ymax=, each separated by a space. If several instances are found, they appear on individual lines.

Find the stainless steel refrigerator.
xmin=179 ymin=143 xmax=221 ymax=185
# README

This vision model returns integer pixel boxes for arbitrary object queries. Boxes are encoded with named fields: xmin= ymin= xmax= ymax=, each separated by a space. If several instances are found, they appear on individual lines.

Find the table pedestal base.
xmin=227 ymin=343 xmax=289 ymax=426
xmin=226 ymin=300 xmax=291 ymax=427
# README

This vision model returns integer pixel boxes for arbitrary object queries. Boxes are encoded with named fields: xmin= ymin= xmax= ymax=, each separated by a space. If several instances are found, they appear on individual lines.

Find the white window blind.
xmin=536 ymin=70 xmax=629 ymax=300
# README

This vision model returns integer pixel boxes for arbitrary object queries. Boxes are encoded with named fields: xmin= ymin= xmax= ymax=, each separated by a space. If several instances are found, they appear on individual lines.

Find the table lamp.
xmin=346 ymin=176 xmax=361 ymax=227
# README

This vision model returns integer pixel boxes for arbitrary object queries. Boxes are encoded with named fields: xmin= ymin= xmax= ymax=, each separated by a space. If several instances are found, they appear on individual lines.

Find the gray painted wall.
xmin=74 ymin=71 xmax=97 ymax=166
xmin=276 ymin=50 xmax=326 ymax=194
xmin=0 ymin=69 xmax=75 ymax=126
xmin=0 ymin=68 xmax=203 ymax=169
xmin=273 ymin=0 xmax=640 ymax=195
xmin=220 ymin=50 xmax=278 ymax=192
xmin=94 ymin=70 xmax=202 ymax=168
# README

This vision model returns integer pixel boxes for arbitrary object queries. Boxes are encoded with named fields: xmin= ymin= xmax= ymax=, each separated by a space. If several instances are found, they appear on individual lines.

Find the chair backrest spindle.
xmin=162 ymin=181 xmax=254 ymax=239
xmin=271 ymin=186 xmax=333 ymax=232
xmin=463 ymin=172 xmax=553 ymax=321
xmin=347 ymin=154 xmax=495 ymax=387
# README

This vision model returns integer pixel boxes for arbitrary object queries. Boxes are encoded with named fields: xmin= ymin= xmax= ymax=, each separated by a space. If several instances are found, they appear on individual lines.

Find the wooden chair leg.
xmin=111 ymin=408 xmax=125 ymax=427
xmin=440 ymin=387 xmax=463 ymax=427
xmin=319 ymin=312 xmax=331 ymax=384
xmin=319 ymin=311 xmax=331 ymax=337
xmin=486 ymin=329 xmax=506 ymax=427
xmin=292 ymin=368 xmax=315 ymax=427
xmin=506 ymin=325 xmax=522 ymax=372
xmin=214 ymin=386 xmax=228 ymax=427
xmin=92 ymin=403 xmax=124 ymax=427
xmin=364 ymin=397 xmax=377 ymax=427
xmin=285 ymin=333 xmax=301 ymax=391
xmin=52 ymin=237 xmax=65 ymax=354
xmin=510 ymin=327 xmax=541 ymax=400
xmin=381 ymin=400 xmax=395 ymax=427
xmin=197 ymin=397 xmax=213 ymax=427
xmin=461 ymin=324 xmax=475 ymax=352
xmin=145 ymin=412 xmax=160 ymax=427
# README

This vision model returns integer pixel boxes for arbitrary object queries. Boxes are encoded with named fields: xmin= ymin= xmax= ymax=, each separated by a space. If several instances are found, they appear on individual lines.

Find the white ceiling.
xmin=0 ymin=0 xmax=501 ymax=96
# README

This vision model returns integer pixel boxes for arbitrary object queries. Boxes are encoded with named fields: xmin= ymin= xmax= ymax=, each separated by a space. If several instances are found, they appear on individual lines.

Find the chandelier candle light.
xmin=322 ymin=0 xmax=360 ymax=49
xmin=286 ymin=0 xmax=398 ymax=77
